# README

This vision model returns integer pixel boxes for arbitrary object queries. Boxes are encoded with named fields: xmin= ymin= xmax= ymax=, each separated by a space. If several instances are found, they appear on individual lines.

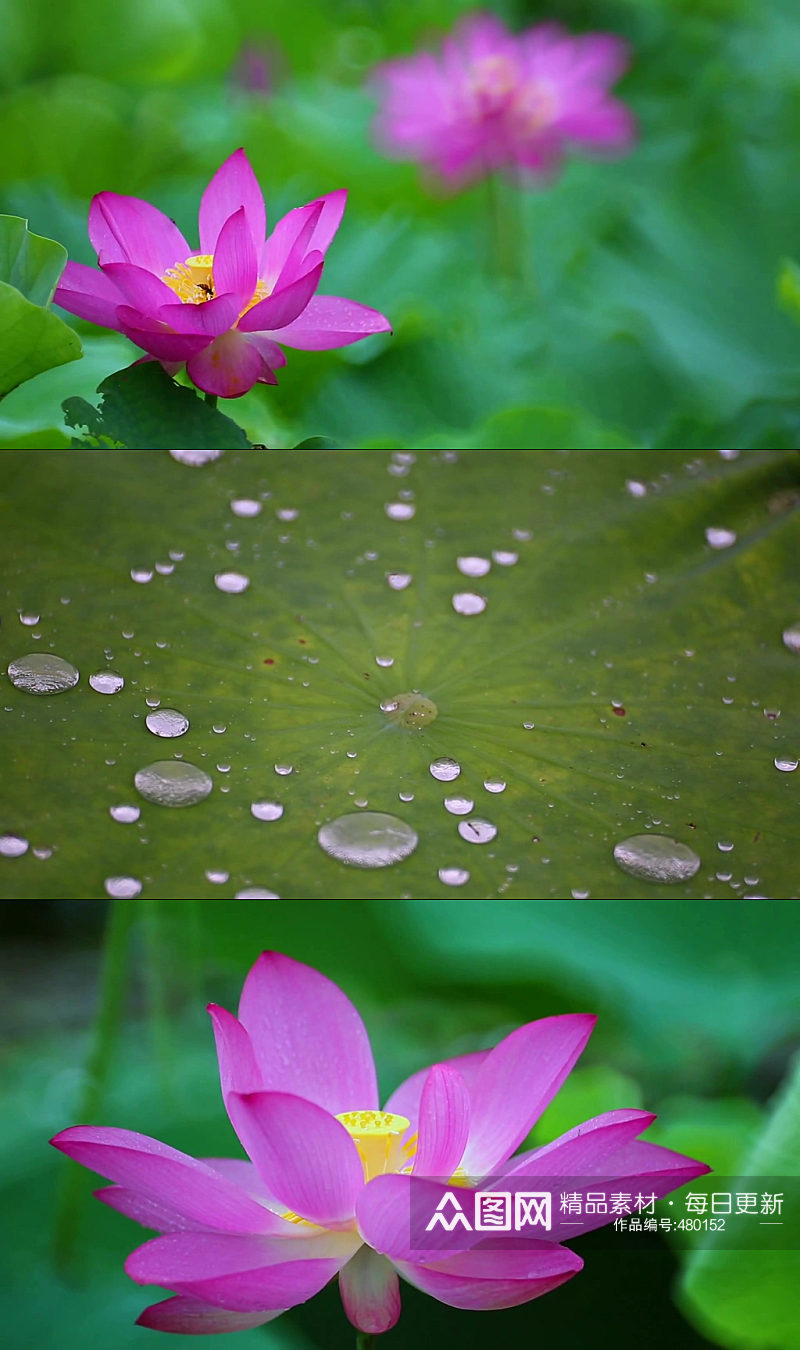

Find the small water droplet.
xmin=491 ymin=550 xmax=518 ymax=566
xmin=571 ymin=888 xmax=591 ymax=899
xmin=444 ymin=794 xmax=474 ymax=815
xmin=109 ymin=804 xmax=140 ymax=823
xmin=774 ymin=756 xmax=798 ymax=772
xmin=104 ymin=876 xmax=142 ymax=898
xmin=458 ymin=818 xmax=498 ymax=844
xmin=717 ymin=840 xmax=734 ymax=853
xmin=146 ymin=708 xmax=189 ymax=738
xmin=318 ymin=811 xmax=418 ymax=868
xmin=625 ymin=480 xmax=647 ymax=498
xmin=274 ymin=764 xmax=293 ymax=776
xmin=33 ymin=846 xmax=53 ymax=860
xmin=276 ymin=507 xmax=299 ymax=521
xmin=0 ymin=833 xmax=28 ymax=857
xmin=452 ymin=592 xmax=486 ymax=615
xmin=155 ymin=561 xmax=174 ymax=575
xmin=613 ymin=834 xmax=701 ymax=884
xmin=212 ymin=723 xmax=227 ymax=734
xmin=375 ymin=655 xmax=395 ymax=667
xmin=251 ymin=801 xmax=284 ymax=821
xmin=763 ymin=708 xmax=781 ymax=721
xmin=782 ymin=622 xmax=800 ymax=653
xmin=456 ymin=555 xmax=491 ymax=577
xmin=512 ymin=528 xmax=532 ymax=542
xmin=89 ymin=671 xmax=125 ymax=695
xmin=399 ymin=790 xmax=414 ymax=802
xmin=214 ymin=571 xmax=250 ymax=594
xmin=134 ymin=761 xmax=213 ymax=807
xmin=169 ymin=449 xmax=223 ymax=465
xmin=18 ymin=613 xmax=40 ymax=626
xmin=205 ymin=868 xmax=230 ymax=884
xmin=705 ymin=527 xmax=737 ymax=549
xmin=130 ymin=567 xmax=154 ymax=584
xmin=438 ymin=866 xmax=470 ymax=886
xmin=235 ymin=886 xmax=280 ymax=898
xmin=7 ymin=653 xmax=79 ymax=694
xmin=386 ymin=572 xmax=413 ymax=590
xmin=385 ymin=502 xmax=416 ymax=521
xmin=430 ymin=757 xmax=461 ymax=782
xmin=231 ymin=498 xmax=262 ymax=517
xmin=483 ymin=777 xmax=506 ymax=793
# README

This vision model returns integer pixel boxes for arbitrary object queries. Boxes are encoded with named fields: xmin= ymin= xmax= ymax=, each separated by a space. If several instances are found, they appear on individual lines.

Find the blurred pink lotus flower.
xmin=373 ymin=12 xmax=635 ymax=188
xmin=55 ymin=150 xmax=391 ymax=398
xmin=51 ymin=952 xmax=708 ymax=1336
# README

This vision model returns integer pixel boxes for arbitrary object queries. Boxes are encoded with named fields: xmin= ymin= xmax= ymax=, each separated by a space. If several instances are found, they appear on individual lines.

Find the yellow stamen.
xmin=162 ymin=253 xmax=270 ymax=315
xmin=336 ymin=1109 xmax=411 ymax=1182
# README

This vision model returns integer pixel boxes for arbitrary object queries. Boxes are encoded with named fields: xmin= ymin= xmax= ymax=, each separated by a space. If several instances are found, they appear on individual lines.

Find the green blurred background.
xmin=2 ymin=0 xmax=800 ymax=447
xmin=1 ymin=898 xmax=798 ymax=1350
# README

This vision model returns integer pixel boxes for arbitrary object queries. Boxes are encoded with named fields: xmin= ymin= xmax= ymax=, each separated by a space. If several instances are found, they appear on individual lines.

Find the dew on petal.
xmin=452 ymin=591 xmax=486 ymax=615
xmin=89 ymin=671 xmax=125 ymax=694
xmin=613 ymin=834 xmax=701 ymax=884
xmin=7 ymin=653 xmax=79 ymax=694
xmin=146 ymin=708 xmax=189 ymax=738
xmin=134 ymin=761 xmax=213 ymax=807
xmin=318 ymin=812 xmax=418 ymax=868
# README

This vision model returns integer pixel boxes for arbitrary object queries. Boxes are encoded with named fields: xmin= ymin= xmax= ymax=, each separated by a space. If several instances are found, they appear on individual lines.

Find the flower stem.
xmin=52 ymin=899 xmax=135 ymax=1271
xmin=204 ymin=392 xmax=218 ymax=408
xmin=485 ymin=172 xmax=530 ymax=289
xmin=356 ymin=1335 xmax=376 ymax=1350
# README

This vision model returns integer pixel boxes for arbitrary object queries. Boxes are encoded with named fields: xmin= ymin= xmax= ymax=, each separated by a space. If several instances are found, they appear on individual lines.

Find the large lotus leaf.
xmin=680 ymin=1053 xmax=800 ymax=1350
xmin=0 ymin=216 xmax=81 ymax=398
xmin=0 ymin=448 xmax=798 ymax=900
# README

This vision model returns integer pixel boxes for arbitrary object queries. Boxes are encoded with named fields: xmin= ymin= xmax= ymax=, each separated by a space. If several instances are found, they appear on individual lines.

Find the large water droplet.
xmin=613 ymin=834 xmax=701 ymax=884
xmin=430 ymin=756 xmax=461 ymax=782
xmin=318 ymin=812 xmax=418 ymax=868
xmin=134 ymin=761 xmax=213 ymax=807
xmin=438 ymin=866 xmax=470 ymax=886
xmin=0 ymin=833 xmax=28 ymax=857
xmin=452 ymin=592 xmax=487 ymax=616
xmin=782 ymin=622 xmax=800 ymax=653
xmin=456 ymin=556 xmax=491 ymax=577
xmin=19 ymin=612 xmax=40 ymax=626
xmin=7 ymin=653 xmax=79 ymax=694
xmin=444 ymin=794 xmax=473 ymax=815
xmin=381 ymin=691 xmax=438 ymax=728
xmin=109 ymin=804 xmax=140 ymax=824
xmin=235 ymin=886 xmax=280 ymax=898
xmin=231 ymin=498 xmax=262 ymax=517
xmin=104 ymin=875 xmax=142 ymax=898
xmin=214 ymin=571 xmax=250 ymax=594
xmin=169 ymin=449 xmax=223 ymax=465
xmin=458 ymin=818 xmax=498 ymax=844
xmin=251 ymin=801 xmax=284 ymax=821
xmin=146 ymin=708 xmax=189 ymax=738
xmin=705 ymin=527 xmax=737 ymax=549
xmin=385 ymin=502 xmax=416 ymax=521
xmin=774 ymin=755 xmax=798 ymax=773
xmin=89 ymin=671 xmax=125 ymax=694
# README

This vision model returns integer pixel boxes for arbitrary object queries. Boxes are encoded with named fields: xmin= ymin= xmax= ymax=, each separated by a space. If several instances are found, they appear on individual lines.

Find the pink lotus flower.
xmin=54 ymin=150 xmax=392 ymax=398
xmin=51 ymin=952 xmax=708 ymax=1336
xmin=373 ymin=12 xmax=635 ymax=188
